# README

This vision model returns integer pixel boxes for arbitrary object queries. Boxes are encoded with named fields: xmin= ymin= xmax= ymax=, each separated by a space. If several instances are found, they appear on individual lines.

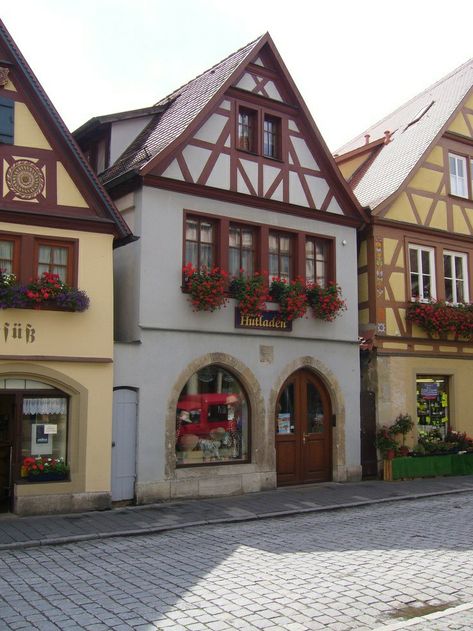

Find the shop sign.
xmin=420 ymin=383 xmax=438 ymax=400
xmin=235 ymin=309 xmax=292 ymax=332
xmin=2 ymin=322 xmax=36 ymax=344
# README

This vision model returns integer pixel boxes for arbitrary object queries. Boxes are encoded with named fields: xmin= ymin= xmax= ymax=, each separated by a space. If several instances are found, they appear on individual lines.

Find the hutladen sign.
xmin=234 ymin=309 xmax=292 ymax=332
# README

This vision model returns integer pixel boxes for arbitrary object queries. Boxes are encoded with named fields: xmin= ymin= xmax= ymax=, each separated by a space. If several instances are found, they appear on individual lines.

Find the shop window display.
xmin=416 ymin=376 xmax=449 ymax=438
xmin=176 ymin=366 xmax=249 ymax=465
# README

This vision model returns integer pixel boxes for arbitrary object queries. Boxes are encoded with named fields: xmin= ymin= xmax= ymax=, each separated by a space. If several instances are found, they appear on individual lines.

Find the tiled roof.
xmin=336 ymin=58 xmax=473 ymax=210
xmin=102 ymin=35 xmax=265 ymax=184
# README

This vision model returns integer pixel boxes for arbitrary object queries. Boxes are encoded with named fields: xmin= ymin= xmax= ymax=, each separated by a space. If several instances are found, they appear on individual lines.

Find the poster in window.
xmin=277 ymin=413 xmax=291 ymax=434
xmin=31 ymin=423 xmax=52 ymax=455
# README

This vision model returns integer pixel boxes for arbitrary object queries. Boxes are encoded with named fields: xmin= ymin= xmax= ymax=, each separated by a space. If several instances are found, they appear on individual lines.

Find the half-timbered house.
xmin=335 ymin=58 xmax=473 ymax=475
xmin=0 ymin=20 xmax=132 ymax=514
xmin=76 ymin=34 xmax=367 ymax=503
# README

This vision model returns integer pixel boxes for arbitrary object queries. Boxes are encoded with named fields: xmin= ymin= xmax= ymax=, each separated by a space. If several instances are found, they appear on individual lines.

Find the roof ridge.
xmin=154 ymin=33 xmax=265 ymax=106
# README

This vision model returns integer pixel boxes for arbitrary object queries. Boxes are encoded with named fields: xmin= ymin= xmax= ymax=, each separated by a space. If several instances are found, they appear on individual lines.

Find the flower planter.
xmin=27 ymin=472 xmax=68 ymax=482
xmin=384 ymin=453 xmax=473 ymax=481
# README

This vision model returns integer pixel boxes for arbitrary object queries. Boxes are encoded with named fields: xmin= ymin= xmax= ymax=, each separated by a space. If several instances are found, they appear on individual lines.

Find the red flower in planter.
xmin=406 ymin=300 xmax=473 ymax=340
xmin=183 ymin=264 xmax=229 ymax=312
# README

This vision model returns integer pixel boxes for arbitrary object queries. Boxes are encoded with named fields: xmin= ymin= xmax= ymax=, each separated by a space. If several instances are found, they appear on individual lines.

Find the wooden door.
xmin=275 ymin=370 xmax=332 ymax=485
xmin=111 ymin=388 xmax=138 ymax=502
xmin=0 ymin=394 xmax=14 ymax=511
xmin=360 ymin=390 xmax=378 ymax=478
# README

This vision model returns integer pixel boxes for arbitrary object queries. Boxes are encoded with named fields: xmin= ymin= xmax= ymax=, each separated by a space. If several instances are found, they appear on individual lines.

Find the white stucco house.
xmin=75 ymin=33 xmax=368 ymax=504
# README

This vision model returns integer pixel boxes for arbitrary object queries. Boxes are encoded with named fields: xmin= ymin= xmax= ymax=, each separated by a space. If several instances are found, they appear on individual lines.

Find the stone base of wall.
xmin=14 ymin=491 xmax=111 ymax=516
xmin=135 ymin=471 xmax=277 ymax=505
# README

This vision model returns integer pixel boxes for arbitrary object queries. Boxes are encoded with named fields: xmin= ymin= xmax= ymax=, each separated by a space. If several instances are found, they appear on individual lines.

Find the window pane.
xmin=176 ymin=366 xmax=249 ymax=465
xmin=276 ymin=382 xmax=294 ymax=434
xmin=38 ymin=245 xmax=68 ymax=282
xmin=200 ymin=223 xmax=213 ymax=244
xmin=185 ymin=242 xmax=198 ymax=267
xmin=409 ymin=248 xmax=418 ymax=273
xmin=229 ymin=226 xmax=240 ymax=248
xmin=228 ymin=250 xmax=240 ymax=277
xmin=21 ymin=395 xmax=68 ymax=479
xmin=200 ymin=244 xmax=213 ymax=269
xmin=0 ymin=240 xmax=13 ymax=273
xmin=306 ymin=259 xmax=314 ymax=284
xmin=241 ymin=250 xmax=254 ymax=275
xmin=445 ymin=278 xmax=453 ymax=302
xmin=186 ymin=219 xmax=198 ymax=241
xmin=307 ymin=382 xmax=324 ymax=434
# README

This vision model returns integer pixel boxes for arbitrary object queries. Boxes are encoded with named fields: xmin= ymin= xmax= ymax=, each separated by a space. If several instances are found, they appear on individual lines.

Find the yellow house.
xmin=336 ymin=58 xmax=473 ymax=475
xmin=0 ymin=20 xmax=132 ymax=514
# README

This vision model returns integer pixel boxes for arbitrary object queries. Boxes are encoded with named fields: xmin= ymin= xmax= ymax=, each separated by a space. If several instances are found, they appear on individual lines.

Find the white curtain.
xmin=22 ymin=397 xmax=67 ymax=415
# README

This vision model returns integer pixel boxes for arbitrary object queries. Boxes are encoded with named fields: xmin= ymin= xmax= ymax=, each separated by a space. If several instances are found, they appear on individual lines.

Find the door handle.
xmin=302 ymin=433 xmax=309 ymax=444
xmin=112 ymin=441 xmax=116 ymax=447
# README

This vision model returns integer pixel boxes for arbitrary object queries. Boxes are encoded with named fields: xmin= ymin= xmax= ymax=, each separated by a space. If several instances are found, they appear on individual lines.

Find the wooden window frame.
xmin=228 ymin=223 xmax=256 ymax=277
xmin=443 ymin=250 xmax=469 ymax=304
xmin=235 ymin=102 xmax=283 ymax=161
xmin=268 ymin=230 xmax=294 ymax=282
xmin=183 ymin=214 xmax=218 ymax=271
xmin=182 ymin=212 xmax=338 ymax=288
xmin=304 ymin=236 xmax=334 ymax=287
xmin=0 ymin=234 xmax=21 ymax=276
xmin=408 ymin=244 xmax=436 ymax=302
xmin=237 ymin=107 xmax=258 ymax=154
xmin=263 ymin=114 xmax=281 ymax=160
xmin=0 ymin=231 xmax=78 ymax=286
xmin=33 ymin=238 xmax=77 ymax=286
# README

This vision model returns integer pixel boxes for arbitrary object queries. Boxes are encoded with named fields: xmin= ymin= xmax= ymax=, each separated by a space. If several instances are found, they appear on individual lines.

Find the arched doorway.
xmin=275 ymin=369 xmax=332 ymax=485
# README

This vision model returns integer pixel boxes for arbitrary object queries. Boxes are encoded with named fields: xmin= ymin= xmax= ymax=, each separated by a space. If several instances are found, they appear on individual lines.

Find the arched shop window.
xmin=176 ymin=366 xmax=249 ymax=466
xmin=0 ymin=379 xmax=69 ymax=480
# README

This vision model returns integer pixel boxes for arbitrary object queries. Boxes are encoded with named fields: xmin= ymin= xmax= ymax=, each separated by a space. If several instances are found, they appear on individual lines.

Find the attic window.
xmin=404 ymin=101 xmax=434 ymax=131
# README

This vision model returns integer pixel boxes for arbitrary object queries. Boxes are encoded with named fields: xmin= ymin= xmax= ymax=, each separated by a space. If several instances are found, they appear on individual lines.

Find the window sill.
xmin=448 ymin=193 xmax=471 ymax=202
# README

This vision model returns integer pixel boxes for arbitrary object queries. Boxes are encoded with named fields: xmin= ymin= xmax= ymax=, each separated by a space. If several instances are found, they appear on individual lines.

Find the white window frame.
xmin=449 ymin=153 xmax=468 ymax=198
xmin=408 ymin=244 xmax=436 ymax=301
xmin=443 ymin=250 xmax=469 ymax=304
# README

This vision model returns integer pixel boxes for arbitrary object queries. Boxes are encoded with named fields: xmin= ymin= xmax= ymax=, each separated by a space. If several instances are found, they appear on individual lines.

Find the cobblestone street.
xmin=1 ymin=492 xmax=473 ymax=630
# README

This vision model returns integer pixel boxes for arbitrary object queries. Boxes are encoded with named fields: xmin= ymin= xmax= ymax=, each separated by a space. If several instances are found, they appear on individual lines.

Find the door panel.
xmin=0 ymin=395 xmax=14 ymax=511
xmin=276 ymin=370 xmax=331 ymax=485
xmin=111 ymin=388 xmax=137 ymax=502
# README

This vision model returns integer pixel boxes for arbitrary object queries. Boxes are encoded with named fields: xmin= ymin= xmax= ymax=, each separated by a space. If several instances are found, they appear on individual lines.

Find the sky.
xmin=1 ymin=0 xmax=472 ymax=151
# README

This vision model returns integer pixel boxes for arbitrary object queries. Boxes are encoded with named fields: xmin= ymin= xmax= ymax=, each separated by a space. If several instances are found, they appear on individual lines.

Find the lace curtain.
xmin=22 ymin=397 xmax=67 ymax=415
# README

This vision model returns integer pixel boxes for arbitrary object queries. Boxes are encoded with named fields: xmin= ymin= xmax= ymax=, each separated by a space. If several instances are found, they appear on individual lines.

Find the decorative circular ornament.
xmin=6 ymin=160 xmax=45 ymax=200
xmin=0 ymin=67 xmax=9 ymax=87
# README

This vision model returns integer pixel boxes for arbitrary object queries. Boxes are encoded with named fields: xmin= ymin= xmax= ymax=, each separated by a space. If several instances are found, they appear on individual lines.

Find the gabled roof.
xmin=0 ymin=19 xmax=133 ymax=244
xmin=100 ymin=34 xmax=265 ymax=185
xmin=96 ymin=33 xmax=366 ymax=220
xmin=335 ymin=58 xmax=473 ymax=210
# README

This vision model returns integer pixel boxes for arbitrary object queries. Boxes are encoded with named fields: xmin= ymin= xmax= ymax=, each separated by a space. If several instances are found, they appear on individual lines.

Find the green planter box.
xmin=391 ymin=454 xmax=473 ymax=480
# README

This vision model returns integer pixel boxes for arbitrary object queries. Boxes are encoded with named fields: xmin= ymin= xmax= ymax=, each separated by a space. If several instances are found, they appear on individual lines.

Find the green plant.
xmin=374 ymin=426 xmax=398 ymax=456
xmin=183 ymin=263 xmax=229 ymax=312
xmin=390 ymin=413 xmax=414 ymax=446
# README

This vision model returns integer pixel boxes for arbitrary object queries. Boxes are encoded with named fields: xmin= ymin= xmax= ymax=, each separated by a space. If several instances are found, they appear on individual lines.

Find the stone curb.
xmin=1 ymin=486 xmax=472 ymax=551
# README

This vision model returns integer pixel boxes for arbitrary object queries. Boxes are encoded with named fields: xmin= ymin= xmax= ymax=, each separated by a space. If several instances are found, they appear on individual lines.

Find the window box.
xmin=384 ymin=453 xmax=473 ymax=480
xmin=406 ymin=300 xmax=473 ymax=340
xmin=0 ymin=272 xmax=90 ymax=312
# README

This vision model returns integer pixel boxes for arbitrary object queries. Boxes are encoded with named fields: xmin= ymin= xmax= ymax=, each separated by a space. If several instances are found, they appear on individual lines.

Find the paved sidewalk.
xmin=1 ymin=475 xmax=473 ymax=550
